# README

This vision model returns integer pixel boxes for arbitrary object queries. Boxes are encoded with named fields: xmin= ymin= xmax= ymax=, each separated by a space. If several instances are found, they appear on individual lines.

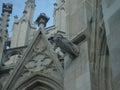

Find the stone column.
xmin=0 ymin=3 xmax=12 ymax=66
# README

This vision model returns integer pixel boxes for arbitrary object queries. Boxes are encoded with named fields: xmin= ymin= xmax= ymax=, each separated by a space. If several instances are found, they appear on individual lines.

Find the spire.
xmin=23 ymin=0 xmax=36 ymax=21
xmin=0 ymin=3 xmax=12 ymax=42
xmin=0 ymin=3 xmax=12 ymax=66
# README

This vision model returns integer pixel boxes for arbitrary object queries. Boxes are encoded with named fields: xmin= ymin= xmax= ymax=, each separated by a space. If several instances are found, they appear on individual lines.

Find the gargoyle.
xmin=48 ymin=33 xmax=79 ymax=58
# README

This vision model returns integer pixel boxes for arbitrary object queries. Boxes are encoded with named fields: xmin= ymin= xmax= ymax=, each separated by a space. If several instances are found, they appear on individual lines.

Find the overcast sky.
xmin=0 ymin=0 xmax=56 ymax=36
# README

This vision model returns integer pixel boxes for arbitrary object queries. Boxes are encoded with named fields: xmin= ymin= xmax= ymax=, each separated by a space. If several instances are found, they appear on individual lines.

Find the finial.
xmin=35 ymin=13 xmax=49 ymax=27
xmin=26 ymin=0 xmax=35 ymax=3
xmin=54 ymin=3 xmax=58 ymax=6
xmin=2 ymin=3 xmax=13 ymax=14
xmin=14 ymin=15 xmax=18 ymax=19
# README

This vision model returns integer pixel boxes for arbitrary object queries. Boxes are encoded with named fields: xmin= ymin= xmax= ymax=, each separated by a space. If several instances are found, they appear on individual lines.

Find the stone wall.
xmin=102 ymin=0 xmax=120 ymax=90
xmin=64 ymin=0 xmax=92 ymax=90
xmin=65 ymin=0 xmax=87 ymax=40
xmin=105 ymin=0 xmax=116 ymax=7
xmin=64 ymin=41 xmax=91 ymax=90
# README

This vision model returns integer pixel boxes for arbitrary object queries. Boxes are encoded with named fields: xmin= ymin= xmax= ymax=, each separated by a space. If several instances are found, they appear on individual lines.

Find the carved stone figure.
xmin=49 ymin=33 xmax=79 ymax=58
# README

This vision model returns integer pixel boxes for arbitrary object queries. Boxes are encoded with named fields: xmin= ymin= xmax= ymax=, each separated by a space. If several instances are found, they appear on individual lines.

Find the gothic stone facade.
xmin=0 ymin=0 xmax=120 ymax=90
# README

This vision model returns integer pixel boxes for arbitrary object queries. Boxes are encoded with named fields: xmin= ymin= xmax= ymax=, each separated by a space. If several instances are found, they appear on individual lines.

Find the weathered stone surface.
xmin=65 ymin=0 xmax=87 ymax=40
xmin=105 ymin=0 xmax=116 ymax=7
xmin=1 ymin=0 xmax=120 ymax=90
xmin=102 ymin=0 xmax=120 ymax=90
xmin=50 ymin=33 xmax=79 ymax=58
xmin=3 ymin=14 xmax=63 ymax=90
xmin=106 ymin=9 xmax=120 ymax=90
xmin=64 ymin=41 xmax=91 ymax=90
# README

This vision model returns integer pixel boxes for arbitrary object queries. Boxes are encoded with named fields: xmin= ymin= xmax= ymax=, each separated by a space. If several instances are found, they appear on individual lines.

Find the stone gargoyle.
xmin=48 ymin=33 xmax=79 ymax=58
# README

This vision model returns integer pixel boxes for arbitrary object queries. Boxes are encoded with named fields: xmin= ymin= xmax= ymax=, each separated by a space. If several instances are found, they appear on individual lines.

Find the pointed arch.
xmin=15 ymin=73 xmax=63 ymax=90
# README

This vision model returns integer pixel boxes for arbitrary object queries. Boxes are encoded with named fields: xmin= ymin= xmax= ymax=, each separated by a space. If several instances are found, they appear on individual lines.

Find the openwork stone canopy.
xmin=35 ymin=13 xmax=50 ymax=27
xmin=2 ymin=3 xmax=13 ymax=14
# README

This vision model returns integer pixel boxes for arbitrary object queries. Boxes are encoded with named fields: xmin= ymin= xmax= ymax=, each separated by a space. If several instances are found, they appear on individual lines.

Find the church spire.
xmin=23 ymin=0 xmax=36 ymax=21
xmin=0 ymin=3 xmax=12 ymax=66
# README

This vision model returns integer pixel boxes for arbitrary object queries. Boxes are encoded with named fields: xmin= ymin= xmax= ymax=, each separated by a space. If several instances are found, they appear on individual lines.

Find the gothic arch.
xmin=15 ymin=73 xmax=63 ymax=90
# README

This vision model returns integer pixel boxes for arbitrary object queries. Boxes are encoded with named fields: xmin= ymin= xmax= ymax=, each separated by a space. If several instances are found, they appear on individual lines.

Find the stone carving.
xmin=49 ymin=33 xmax=79 ymax=58
xmin=2 ymin=13 xmax=63 ymax=90
xmin=2 ymin=46 xmax=27 ymax=66
xmin=2 ymin=3 xmax=13 ymax=14
xmin=25 ymin=54 xmax=52 ymax=73
xmin=19 ymin=46 xmax=57 ymax=79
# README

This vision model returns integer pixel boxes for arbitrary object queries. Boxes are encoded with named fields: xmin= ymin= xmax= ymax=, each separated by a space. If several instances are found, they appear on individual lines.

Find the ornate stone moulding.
xmin=15 ymin=73 xmax=63 ymax=90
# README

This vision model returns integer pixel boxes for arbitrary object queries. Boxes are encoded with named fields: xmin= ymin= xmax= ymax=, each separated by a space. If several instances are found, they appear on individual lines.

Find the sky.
xmin=0 ymin=0 xmax=56 ymax=37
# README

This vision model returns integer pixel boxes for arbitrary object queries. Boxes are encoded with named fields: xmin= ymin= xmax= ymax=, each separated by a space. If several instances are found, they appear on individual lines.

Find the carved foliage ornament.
xmin=20 ymin=46 xmax=57 ymax=78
